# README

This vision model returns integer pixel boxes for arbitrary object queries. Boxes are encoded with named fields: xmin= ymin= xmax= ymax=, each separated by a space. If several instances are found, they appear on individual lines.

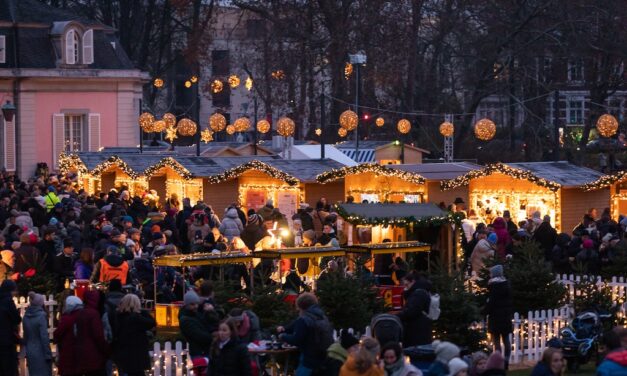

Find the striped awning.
xmin=339 ymin=148 xmax=376 ymax=163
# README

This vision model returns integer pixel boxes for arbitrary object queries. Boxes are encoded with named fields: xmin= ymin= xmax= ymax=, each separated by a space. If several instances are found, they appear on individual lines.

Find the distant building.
xmin=0 ymin=0 xmax=148 ymax=177
xmin=335 ymin=140 xmax=430 ymax=164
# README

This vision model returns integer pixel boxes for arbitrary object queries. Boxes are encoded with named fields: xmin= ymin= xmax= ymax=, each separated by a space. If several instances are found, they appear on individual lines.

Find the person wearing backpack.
xmin=396 ymin=271 xmax=433 ymax=347
xmin=278 ymin=292 xmax=334 ymax=376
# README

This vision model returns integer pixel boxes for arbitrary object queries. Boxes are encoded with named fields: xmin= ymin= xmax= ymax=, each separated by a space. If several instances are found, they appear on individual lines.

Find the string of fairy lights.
xmin=316 ymin=163 xmax=426 ymax=184
xmin=335 ymin=203 xmax=464 ymax=228
xmin=440 ymin=163 xmax=562 ymax=191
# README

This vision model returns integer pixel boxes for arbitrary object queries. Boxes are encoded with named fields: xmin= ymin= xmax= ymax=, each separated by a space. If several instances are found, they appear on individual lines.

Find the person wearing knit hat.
xmin=428 ymin=340 xmax=460 ymax=376
xmin=486 ymin=265 xmax=513 ymax=371
xmin=484 ymin=351 xmax=506 ymax=375
xmin=183 ymin=289 xmax=201 ymax=307
xmin=23 ymin=292 xmax=53 ymax=376
xmin=487 ymin=232 xmax=498 ymax=245
xmin=63 ymin=295 xmax=83 ymax=313
xmin=179 ymin=289 xmax=217 ymax=357
xmin=320 ymin=329 xmax=359 ymax=375
xmin=448 ymin=357 xmax=469 ymax=376
xmin=469 ymin=351 xmax=488 ymax=376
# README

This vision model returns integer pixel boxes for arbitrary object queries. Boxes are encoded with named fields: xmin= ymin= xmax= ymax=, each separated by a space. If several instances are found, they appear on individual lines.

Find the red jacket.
xmin=54 ymin=291 xmax=109 ymax=375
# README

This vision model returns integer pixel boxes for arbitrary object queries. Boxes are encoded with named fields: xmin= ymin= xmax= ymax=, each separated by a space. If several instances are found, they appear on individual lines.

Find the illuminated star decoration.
xmin=201 ymin=129 xmax=214 ymax=143
xmin=245 ymin=76 xmax=253 ymax=91
xmin=165 ymin=126 xmax=178 ymax=142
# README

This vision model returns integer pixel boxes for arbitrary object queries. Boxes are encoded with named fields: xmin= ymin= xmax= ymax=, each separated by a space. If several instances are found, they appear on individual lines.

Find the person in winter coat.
xmin=550 ymin=233 xmax=572 ymax=274
xmin=22 ymin=292 xmax=52 ymax=376
xmin=0 ymin=280 xmax=20 ymax=376
xmin=596 ymin=329 xmax=627 ymax=376
xmin=256 ymin=199 xmax=274 ymax=221
xmin=484 ymin=265 xmax=513 ymax=370
xmin=209 ymin=319 xmax=252 ymax=376
xmin=491 ymin=218 xmax=511 ymax=259
xmin=278 ymin=292 xmax=334 ymax=375
xmin=229 ymin=308 xmax=261 ymax=343
xmin=340 ymin=337 xmax=384 ymax=376
xmin=396 ymin=271 xmax=432 ymax=346
xmin=74 ymin=290 xmax=109 ymax=374
xmin=427 ymin=341 xmax=460 ymax=376
xmin=480 ymin=351 xmax=506 ymax=376
xmin=381 ymin=342 xmax=422 ymax=376
xmin=74 ymin=247 xmax=95 ymax=280
xmin=54 ymin=296 xmax=84 ymax=376
xmin=319 ymin=330 xmax=360 ymax=376
xmin=470 ymin=232 xmax=495 ymax=276
xmin=240 ymin=214 xmax=265 ymax=251
xmin=468 ymin=352 xmax=488 ymax=376
xmin=220 ymin=207 xmax=244 ymax=241
xmin=448 ymin=358 xmax=468 ymax=376
xmin=530 ymin=347 xmax=564 ymax=376
xmin=576 ymin=239 xmax=601 ymax=274
xmin=533 ymin=216 xmax=558 ymax=261
xmin=179 ymin=289 xmax=219 ymax=358
xmin=112 ymin=294 xmax=156 ymax=376
xmin=91 ymin=246 xmax=131 ymax=284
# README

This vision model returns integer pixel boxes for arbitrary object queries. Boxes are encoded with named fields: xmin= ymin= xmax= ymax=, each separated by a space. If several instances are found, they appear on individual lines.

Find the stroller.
xmin=370 ymin=314 xmax=403 ymax=346
xmin=560 ymin=310 xmax=606 ymax=371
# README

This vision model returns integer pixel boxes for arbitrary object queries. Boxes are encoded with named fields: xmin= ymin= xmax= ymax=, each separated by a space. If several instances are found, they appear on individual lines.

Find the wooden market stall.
xmin=316 ymin=163 xmax=427 ymax=203
xmin=440 ymin=161 xmax=608 ymax=233
xmin=581 ymin=171 xmax=627 ymax=220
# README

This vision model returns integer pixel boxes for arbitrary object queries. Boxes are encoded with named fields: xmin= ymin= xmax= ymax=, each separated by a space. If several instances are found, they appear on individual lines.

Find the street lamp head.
xmin=2 ymin=101 xmax=16 ymax=122
xmin=349 ymin=52 xmax=367 ymax=65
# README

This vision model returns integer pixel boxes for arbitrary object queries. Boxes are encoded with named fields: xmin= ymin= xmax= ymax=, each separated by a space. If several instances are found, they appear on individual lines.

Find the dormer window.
xmin=64 ymin=28 xmax=93 ymax=65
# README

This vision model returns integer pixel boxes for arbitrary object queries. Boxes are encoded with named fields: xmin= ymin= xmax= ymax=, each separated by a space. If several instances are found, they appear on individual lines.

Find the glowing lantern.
xmin=375 ymin=117 xmax=385 ymax=127
xmin=339 ymin=110 xmax=358 ymax=131
xmin=474 ymin=118 xmax=496 ymax=141
xmin=596 ymin=114 xmax=619 ymax=138
xmin=209 ymin=113 xmax=227 ymax=132
xmin=234 ymin=117 xmax=251 ymax=132
xmin=397 ymin=119 xmax=411 ymax=134
xmin=257 ymin=120 xmax=271 ymax=134
xmin=277 ymin=117 xmax=295 ymax=137
xmin=338 ymin=128 xmax=348 ymax=137
xmin=139 ymin=112 xmax=155 ymax=132
xmin=177 ymin=118 xmax=197 ymax=136
xmin=439 ymin=122 xmax=454 ymax=137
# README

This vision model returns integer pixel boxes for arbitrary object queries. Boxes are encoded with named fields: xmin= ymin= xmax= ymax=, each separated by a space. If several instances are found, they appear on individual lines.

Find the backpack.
xmin=420 ymin=290 xmax=441 ymax=320
xmin=304 ymin=311 xmax=334 ymax=361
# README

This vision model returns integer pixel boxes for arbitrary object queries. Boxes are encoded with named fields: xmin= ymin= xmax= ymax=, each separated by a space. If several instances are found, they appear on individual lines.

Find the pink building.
xmin=0 ymin=0 xmax=148 ymax=178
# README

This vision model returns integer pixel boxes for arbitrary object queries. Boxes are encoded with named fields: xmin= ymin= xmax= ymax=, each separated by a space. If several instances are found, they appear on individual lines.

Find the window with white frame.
xmin=64 ymin=115 xmax=84 ymax=151
xmin=65 ymin=28 xmax=93 ymax=65
xmin=545 ymin=97 xmax=554 ymax=125
xmin=568 ymin=58 xmax=584 ymax=82
xmin=567 ymin=99 xmax=585 ymax=125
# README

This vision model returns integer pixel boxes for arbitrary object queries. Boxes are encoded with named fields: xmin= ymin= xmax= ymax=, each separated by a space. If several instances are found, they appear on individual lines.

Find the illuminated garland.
xmin=347 ymin=189 xmax=425 ymax=203
xmin=207 ymin=160 xmax=299 ymax=186
xmin=440 ymin=163 xmax=561 ymax=192
xmin=238 ymin=184 xmax=303 ymax=207
xmin=144 ymin=157 xmax=193 ymax=180
xmin=581 ymin=171 xmax=626 ymax=191
xmin=90 ymin=156 xmax=140 ymax=179
xmin=58 ymin=153 xmax=88 ymax=175
xmin=335 ymin=204 xmax=463 ymax=228
xmin=316 ymin=163 xmax=425 ymax=185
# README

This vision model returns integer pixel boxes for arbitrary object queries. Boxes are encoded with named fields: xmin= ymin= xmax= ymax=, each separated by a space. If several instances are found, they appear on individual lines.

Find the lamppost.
xmin=349 ymin=52 xmax=366 ymax=157
xmin=1 ymin=101 xmax=16 ymax=121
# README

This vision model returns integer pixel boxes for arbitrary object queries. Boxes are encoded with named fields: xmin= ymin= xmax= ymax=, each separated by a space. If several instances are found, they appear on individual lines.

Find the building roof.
xmin=290 ymin=145 xmax=357 ymax=166
xmin=440 ymin=161 xmax=604 ymax=191
xmin=394 ymin=162 xmax=482 ymax=181
xmin=336 ymin=141 xmax=430 ymax=163
xmin=0 ymin=0 xmax=136 ymax=70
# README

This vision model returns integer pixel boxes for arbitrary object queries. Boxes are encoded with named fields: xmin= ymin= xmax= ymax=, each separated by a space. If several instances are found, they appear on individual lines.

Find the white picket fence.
xmin=557 ymin=274 xmax=627 ymax=303
xmin=13 ymin=295 xmax=59 ymax=338
xmin=151 ymin=341 xmax=193 ymax=376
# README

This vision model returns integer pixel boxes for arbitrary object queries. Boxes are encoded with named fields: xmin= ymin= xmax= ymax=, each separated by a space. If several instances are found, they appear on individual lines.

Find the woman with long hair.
xmin=530 ymin=347 xmax=564 ymax=376
xmin=210 ymin=319 xmax=252 ymax=376
xmin=340 ymin=337 xmax=384 ymax=376
xmin=380 ymin=342 xmax=421 ymax=376
xmin=112 ymin=294 xmax=156 ymax=376
xmin=74 ymin=248 xmax=95 ymax=280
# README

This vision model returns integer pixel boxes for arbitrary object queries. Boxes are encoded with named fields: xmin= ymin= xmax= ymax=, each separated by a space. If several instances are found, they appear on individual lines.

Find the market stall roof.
xmin=336 ymin=141 xmax=430 ymax=163
xmin=253 ymin=246 xmax=345 ymax=259
xmin=440 ymin=161 xmax=604 ymax=191
xmin=290 ymin=145 xmax=358 ymax=166
xmin=153 ymin=252 xmax=253 ymax=267
xmin=581 ymin=170 xmax=627 ymax=191
xmin=394 ymin=162 xmax=482 ymax=181
xmin=336 ymin=202 xmax=454 ymax=227
xmin=316 ymin=163 xmax=426 ymax=184
xmin=344 ymin=241 xmax=431 ymax=255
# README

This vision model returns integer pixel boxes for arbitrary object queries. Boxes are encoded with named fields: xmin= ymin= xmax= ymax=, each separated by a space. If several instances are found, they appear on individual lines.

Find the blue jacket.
xmin=280 ymin=305 xmax=329 ymax=369
xmin=530 ymin=362 xmax=556 ymax=376
xmin=597 ymin=350 xmax=627 ymax=376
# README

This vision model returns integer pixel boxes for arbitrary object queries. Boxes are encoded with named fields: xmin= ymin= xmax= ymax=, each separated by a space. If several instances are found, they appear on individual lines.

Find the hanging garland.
xmin=440 ymin=163 xmax=561 ymax=192
xmin=316 ymin=163 xmax=425 ymax=185
xmin=335 ymin=204 xmax=463 ymax=228
xmin=581 ymin=171 xmax=626 ymax=191
xmin=207 ymin=160 xmax=299 ymax=186
xmin=58 ymin=153 xmax=88 ymax=175
xmin=144 ymin=157 xmax=193 ymax=180
xmin=90 ymin=156 xmax=140 ymax=179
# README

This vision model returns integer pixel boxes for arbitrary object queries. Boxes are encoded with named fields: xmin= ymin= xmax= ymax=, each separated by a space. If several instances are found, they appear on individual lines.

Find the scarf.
xmin=237 ymin=312 xmax=251 ymax=338
xmin=385 ymin=357 xmax=405 ymax=376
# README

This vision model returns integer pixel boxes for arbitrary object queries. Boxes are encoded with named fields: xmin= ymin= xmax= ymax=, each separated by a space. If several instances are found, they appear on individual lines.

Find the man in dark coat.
xmin=532 ymin=216 xmax=557 ymax=261
xmin=484 ymin=265 xmax=513 ymax=370
xmin=0 ymin=280 xmax=20 ymax=376
xmin=179 ymin=290 xmax=219 ymax=357
xmin=396 ymin=271 xmax=432 ymax=346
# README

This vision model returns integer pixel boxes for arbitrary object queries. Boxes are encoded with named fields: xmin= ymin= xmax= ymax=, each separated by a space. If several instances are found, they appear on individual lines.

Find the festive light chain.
xmin=207 ymin=160 xmax=299 ymax=186
xmin=440 ymin=163 xmax=561 ymax=192
xmin=347 ymin=189 xmax=425 ymax=202
xmin=58 ymin=153 xmax=88 ymax=175
xmin=90 ymin=155 xmax=140 ymax=179
xmin=316 ymin=163 xmax=426 ymax=185
xmin=335 ymin=204 xmax=463 ymax=228
xmin=581 ymin=171 xmax=627 ymax=191
xmin=144 ymin=157 xmax=193 ymax=180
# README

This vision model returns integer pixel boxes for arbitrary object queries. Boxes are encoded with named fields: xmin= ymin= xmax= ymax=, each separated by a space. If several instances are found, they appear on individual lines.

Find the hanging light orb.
xmin=256 ymin=119 xmax=271 ymax=134
xmin=177 ymin=118 xmax=197 ymax=136
xmin=228 ymin=75 xmax=240 ymax=88
xmin=163 ymin=113 xmax=177 ymax=129
xmin=200 ymin=129 xmax=214 ymax=143
xmin=226 ymin=124 xmax=236 ymax=135
xmin=338 ymin=128 xmax=348 ymax=137
xmin=315 ymin=128 xmax=322 ymax=136
xmin=234 ymin=117 xmax=251 ymax=132
xmin=153 ymin=78 xmax=164 ymax=88
xmin=139 ymin=112 xmax=155 ymax=132
xmin=474 ymin=118 xmax=496 ymax=141
xmin=271 ymin=70 xmax=286 ymax=80
xmin=184 ymin=80 xmax=192 ymax=88
xmin=211 ymin=80 xmax=223 ymax=93
xmin=339 ymin=110 xmax=358 ymax=131
xmin=190 ymin=75 xmax=198 ymax=83
xmin=277 ymin=117 xmax=295 ymax=137
xmin=596 ymin=114 xmax=619 ymax=138
xmin=152 ymin=119 xmax=167 ymax=133
xmin=209 ymin=113 xmax=227 ymax=132
xmin=375 ymin=117 xmax=385 ymax=127
xmin=397 ymin=119 xmax=411 ymax=134
xmin=439 ymin=122 xmax=454 ymax=137
xmin=245 ymin=76 xmax=253 ymax=91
